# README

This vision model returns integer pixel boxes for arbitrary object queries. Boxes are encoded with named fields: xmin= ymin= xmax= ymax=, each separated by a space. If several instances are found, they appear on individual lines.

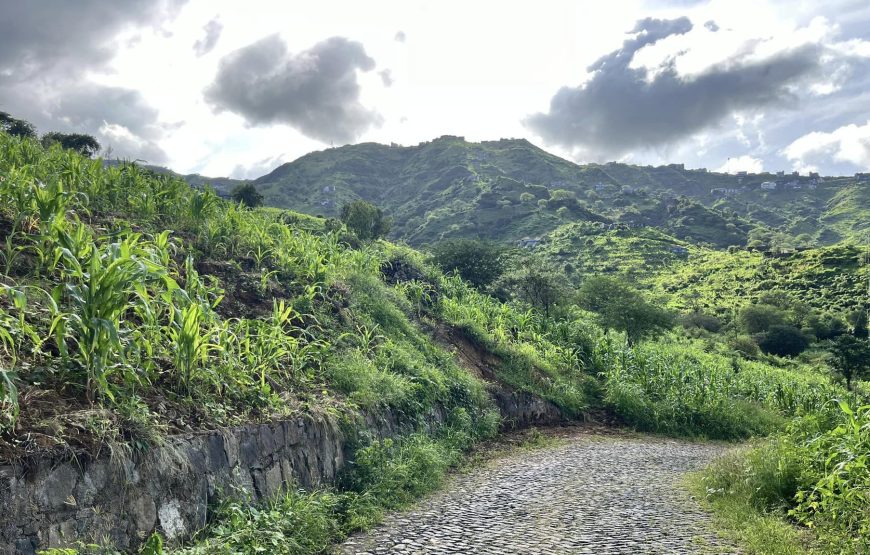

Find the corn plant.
xmin=48 ymin=235 xmax=170 ymax=403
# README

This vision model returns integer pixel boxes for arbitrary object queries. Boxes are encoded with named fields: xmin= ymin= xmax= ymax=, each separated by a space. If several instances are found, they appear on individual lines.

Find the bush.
xmin=730 ymin=335 xmax=761 ymax=358
xmin=429 ymin=239 xmax=508 ymax=289
xmin=739 ymin=304 xmax=787 ymax=334
xmin=758 ymin=325 xmax=810 ymax=357
xmin=340 ymin=200 xmax=391 ymax=241
xmin=681 ymin=311 xmax=722 ymax=333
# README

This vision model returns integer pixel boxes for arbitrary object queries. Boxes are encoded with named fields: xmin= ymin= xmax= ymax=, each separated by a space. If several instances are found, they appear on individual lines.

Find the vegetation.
xmin=0 ymin=125 xmax=867 ymax=553
xmin=576 ymin=276 xmax=674 ymax=345
xmin=0 ymin=111 xmax=37 ymax=139
xmin=230 ymin=182 xmax=264 ymax=208
xmin=429 ymin=238 xmax=509 ymax=289
xmin=40 ymin=132 xmax=101 ymax=158
xmin=339 ymin=200 xmax=392 ymax=242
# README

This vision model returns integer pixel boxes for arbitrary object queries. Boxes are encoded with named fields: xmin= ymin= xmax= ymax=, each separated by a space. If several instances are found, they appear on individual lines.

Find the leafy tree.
xmin=738 ymin=304 xmax=786 ymax=334
xmin=806 ymin=312 xmax=848 ymax=341
xmin=496 ymin=258 xmax=567 ymax=317
xmin=758 ymin=325 xmax=809 ymax=357
xmin=828 ymin=334 xmax=870 ymax=390
xmin=340 ymin=200 xmax=391 ymax=241
xmin=0 ymin=111 xmax=37 ymax=139
xmin=430 ymin=239 xmax=508 ymax=289
xmin=41 ymin=132 xmax=101 ymax=157
xmin=577 ymin=276 xmax=673 ymax=345
xmin=849 ymin=308 xmax=869 ymax=339
xmin=231 ymin=183 xmax=264 ymax=208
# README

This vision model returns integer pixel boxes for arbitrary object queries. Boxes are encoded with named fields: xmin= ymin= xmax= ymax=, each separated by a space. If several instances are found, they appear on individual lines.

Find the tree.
xmin=430 ymin=239 xmax=508 ymax=289
xmin=758 ymin=325 xmax=809 ymax=357
xmin=495 ymin=258 xmax=568 ymax=317
xmin=738 ymin=304 xmax=786 ymax=334
xmin=849 ymin=308 xmax=869 ymax=339
xmin=577 ymin=276 xmax=674 ymax=345
xmin=0 ymin=112 xmax=37 ymax=139
xmin=231 ymin=183 xmax=264 ymax=208
xmin=828 ymin=334 xmax=870 ymax=390
xmin=340 ymin=200 xmax=391 ymax=241
xmin=41 ymin=132 xmax=101 ymax=157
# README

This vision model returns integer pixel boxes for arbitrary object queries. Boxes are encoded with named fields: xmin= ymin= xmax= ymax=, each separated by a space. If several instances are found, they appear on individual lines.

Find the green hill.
xmin=238 ymin=136 xmax=868 ymax=248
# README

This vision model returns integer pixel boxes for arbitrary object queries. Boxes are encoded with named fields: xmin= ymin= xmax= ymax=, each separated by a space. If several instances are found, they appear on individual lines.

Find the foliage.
xmin=598 ymin=338 xmax=841 ymax=439
xmin=0 ymin=111 xmax=37 ymax=139
xmin=494 ymin=257 xmax=568 ymax=317
xmin=577 ymin=276 xmax=674 ymax=345
xmin=340 ymin=200 xmax=391 ymax=242
xmin=429 ymin=238 xmax=509 ymax=289
xmin=828 ymin=335 xmax=870 ymax=390
xmin=758 ymin=325 xmax=810 ymax=357
xmin=702 ymin=402 xmax=870 ymax=554
xmin=41 ymin=132 xmax=101 ymax=157
xmin=231 ymin=183 xmax=264 ymax=208
xmin=739 ymin=304 xmax=787 ymax=334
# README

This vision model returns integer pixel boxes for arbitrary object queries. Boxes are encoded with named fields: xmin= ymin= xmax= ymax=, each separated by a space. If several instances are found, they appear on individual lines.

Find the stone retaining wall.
xmin=1 ymin=386 xmax=561 ymax=554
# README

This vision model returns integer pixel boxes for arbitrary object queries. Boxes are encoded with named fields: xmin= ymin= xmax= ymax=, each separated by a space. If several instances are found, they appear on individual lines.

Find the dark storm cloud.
xmin=0 ymin=0 xmax=183 ymax=162
xmin=194 ymin=18 xmax=223 ymax=56
xmin=205 ymin=35 xmax=383 ymax=143
xmin=525 ymin=17 xmax=825 ymax=158
xmin=0 ymin=0 xmax=186 ymax=80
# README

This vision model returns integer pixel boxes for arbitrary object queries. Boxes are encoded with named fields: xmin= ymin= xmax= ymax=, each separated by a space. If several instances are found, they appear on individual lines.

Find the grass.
xmin=688 ymin=468 xmax=816 ymax=555
xmin=2 ymin=131 xmax=868 ymax=553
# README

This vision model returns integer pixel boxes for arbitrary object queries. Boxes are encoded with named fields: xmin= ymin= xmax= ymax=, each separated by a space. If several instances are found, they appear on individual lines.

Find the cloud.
xmin=0 ymin=0 xmax=183 ymax=162
xmin=782 ymin=120 xmax=870 ymax=172
xmin=716 ymin=155 xmax=764 ymax=173
xmin=194 ymin=18 xmax=223 ymax=56
xmin=704 ymin=20 xmax=720 ymax=32
xmin=0 ymin=0 xmax=185 ymax=81
xmin=525 ymin=17 xmax=829 ymax=159
xmin=379 ymin=69 xmax=394 ymax=87
xmin=394 ymin=31 xmax=407 ymax=43
xmin=205 ymin=35 xmax=382 ymax=144
xmin=231 ymin=153 xmax=290 ymax=179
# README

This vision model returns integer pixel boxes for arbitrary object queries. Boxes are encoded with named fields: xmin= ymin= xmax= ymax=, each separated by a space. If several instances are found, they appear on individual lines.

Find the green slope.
xmin=239 ymin=136 xmax=867 ymax=249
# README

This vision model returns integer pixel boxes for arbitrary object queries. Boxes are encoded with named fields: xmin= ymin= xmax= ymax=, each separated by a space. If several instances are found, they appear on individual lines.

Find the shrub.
xmin=758 ymin=325 xmax=810 ymax=357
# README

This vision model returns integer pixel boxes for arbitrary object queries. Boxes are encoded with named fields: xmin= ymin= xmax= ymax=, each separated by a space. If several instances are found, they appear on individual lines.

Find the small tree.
xmin=41 ymin=132 xmax=101 ymax=157
xmin=849 ymin=308 xmax=869 ymax=339
xmin=430 ymin=239 xmax=508 ymax=289
xmin=577 ymin=276 xmax=673 ymax=345
xmin=340 ymin=200 xmax=391 ymax=241
xmin=0 ymin=112 xmax=37 ymax=139
xmin=231 ymin=183 xmax=264 ymax=208
xmin=495 ymin=258 xmax=567 ymax=317
xmin=828 ymin=334 xmax=870 ymax=390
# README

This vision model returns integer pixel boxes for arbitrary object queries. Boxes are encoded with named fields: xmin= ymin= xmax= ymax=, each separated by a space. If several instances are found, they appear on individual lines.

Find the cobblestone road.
xmin=338 ymin=433 xmax=735 ymax=554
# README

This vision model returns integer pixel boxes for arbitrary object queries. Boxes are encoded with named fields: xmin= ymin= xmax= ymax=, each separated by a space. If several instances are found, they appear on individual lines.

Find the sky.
xmin=1 ymin=0 xmax=869 ymax=179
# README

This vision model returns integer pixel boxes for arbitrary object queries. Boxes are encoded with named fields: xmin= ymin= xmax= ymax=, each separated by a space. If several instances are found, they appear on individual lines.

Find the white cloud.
xmin=716 ymin=155 xmax=764 ymax=173
xmin=782 ymin=120 xmax=870 ymax=172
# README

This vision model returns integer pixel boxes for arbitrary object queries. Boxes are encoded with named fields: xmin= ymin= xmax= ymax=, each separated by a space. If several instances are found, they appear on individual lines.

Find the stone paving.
xmin=337 ymin=433 xmax=736 ymax=554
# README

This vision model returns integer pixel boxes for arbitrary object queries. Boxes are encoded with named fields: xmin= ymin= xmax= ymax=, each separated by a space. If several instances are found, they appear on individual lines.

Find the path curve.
xmin=338 ymin=432 xmax=735 ymax=554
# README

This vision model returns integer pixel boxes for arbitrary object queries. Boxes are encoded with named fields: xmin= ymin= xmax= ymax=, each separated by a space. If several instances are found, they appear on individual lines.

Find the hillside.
xmin=238 ymin=136 xmax=868 ymax=248
xmin=536 ymin=222 xmax=868 ymax=322
xmin=1 ymin=133 xmax=868 ymax=554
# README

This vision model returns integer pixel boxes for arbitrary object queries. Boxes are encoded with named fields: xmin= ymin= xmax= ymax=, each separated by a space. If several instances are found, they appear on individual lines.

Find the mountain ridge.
xmin=152 ymin=135 xmax=868 ymax=248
